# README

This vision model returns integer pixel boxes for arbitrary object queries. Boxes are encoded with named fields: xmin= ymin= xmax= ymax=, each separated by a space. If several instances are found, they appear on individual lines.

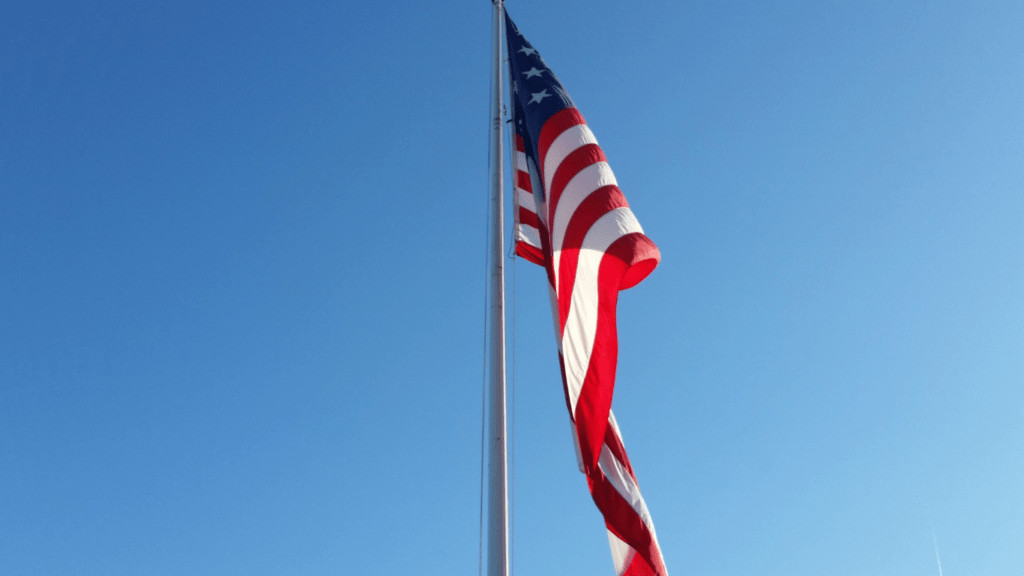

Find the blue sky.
xmin=1 ymin=1 xmax=1021 ymax=574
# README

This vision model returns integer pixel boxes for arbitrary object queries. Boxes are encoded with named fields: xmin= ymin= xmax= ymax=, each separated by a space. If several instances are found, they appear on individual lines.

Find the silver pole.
xmin=486 ymin=1 xmax=509 ymax=576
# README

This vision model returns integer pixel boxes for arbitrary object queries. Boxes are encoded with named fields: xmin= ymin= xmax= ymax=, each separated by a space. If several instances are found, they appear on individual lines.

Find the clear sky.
xmin=1 ymin=1 xmax=1021 ymax=575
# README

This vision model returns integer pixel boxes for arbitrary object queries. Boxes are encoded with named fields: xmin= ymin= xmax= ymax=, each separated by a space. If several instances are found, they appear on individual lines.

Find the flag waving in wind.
xmin=505 ymin=12 xmax=669 ymax=576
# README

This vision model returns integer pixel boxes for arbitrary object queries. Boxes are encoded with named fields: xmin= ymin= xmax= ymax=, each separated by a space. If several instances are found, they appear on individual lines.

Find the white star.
xmin=522 ymin=67 xmax=544 ymax=79
xmin=512 ymin=80 xmax=518 ymax=93
xmin=518 ymin=46 xmax=537 ymax=57
xmin=528 ymin=89 xmax=550 ymax=104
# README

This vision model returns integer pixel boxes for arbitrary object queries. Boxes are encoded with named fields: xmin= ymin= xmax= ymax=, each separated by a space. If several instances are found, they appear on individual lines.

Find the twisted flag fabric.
xmin=505 ymin=12 xmax=668 ymax=576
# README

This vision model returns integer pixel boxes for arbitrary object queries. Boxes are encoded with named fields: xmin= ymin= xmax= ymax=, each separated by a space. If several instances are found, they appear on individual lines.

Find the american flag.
xmin=505 ymin=12 xmax=668 ymax=576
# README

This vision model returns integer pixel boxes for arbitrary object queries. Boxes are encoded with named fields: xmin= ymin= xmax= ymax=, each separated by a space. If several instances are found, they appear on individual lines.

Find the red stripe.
xmin=515 ymin=242 xmax=545 ymax=266
xmin=516 ymin=170 xmax=532 ymax=192
xmin=589 ymin=468 xmax=667 ymax=576
xmin=604 ymin=422 xmax=636 ymax=482
xmin=537 ymin=107 xmax=586 ymax=181
xmin=546 ymin=144 xmax=605 ymax=230
xmin=574 ymin=233 xmax=661 ymax=473
xmin=622 ymin=552 xmax=659 ymax=576
xmin=573 ymin=238 xmax=634 ymax=471
xmin=616 ymin=235 xmax=659 ymax=291
xmin=518 ymin=207 xmax=539 ymax=229
xmin=515 ymin=133 xmax=524 ymax=150
xmin=554 ymin=185 xmax=628 ymax=333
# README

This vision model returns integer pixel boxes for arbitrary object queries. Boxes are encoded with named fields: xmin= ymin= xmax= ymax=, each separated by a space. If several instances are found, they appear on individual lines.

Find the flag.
xmin=505 ymin=12 xmax=668 ymax=576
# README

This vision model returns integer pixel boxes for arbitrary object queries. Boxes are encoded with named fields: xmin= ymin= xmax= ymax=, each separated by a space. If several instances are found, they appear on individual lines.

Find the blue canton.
xmin=505 ymin=12 xmax=575 ymax=182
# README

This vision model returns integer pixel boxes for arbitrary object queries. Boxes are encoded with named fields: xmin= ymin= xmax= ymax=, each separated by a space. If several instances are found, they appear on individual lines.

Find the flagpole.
xmin=486 ymin=1 xmax=509 ymax=576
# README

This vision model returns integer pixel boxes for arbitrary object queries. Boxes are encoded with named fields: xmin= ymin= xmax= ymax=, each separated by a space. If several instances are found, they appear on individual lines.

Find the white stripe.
xmin=517 ymin=188 xmax=537 ymax=212
xmin=598 ymin=442 xmax=655 ymax=533
xmin=548 ymin=162 xmax=617 ymax=287
xmin=515 ymin=150 xmax=529 ymax=171
xmin=559 ymin=208 xmax=643 ymax=413
xmin=604 ymin=411 xmax=664 ymax=571
xmin=540 ymin=123 xmax=598 ymax=192
xmin=542 ymin=123 xmax=597 ymax=194
xmin=516 ymin=223 xmax=541 ymax=249
xmin=607 ymin=409 xmax=627 ymax=444
xmin=607 ymin=530 xmax=634 ymax=576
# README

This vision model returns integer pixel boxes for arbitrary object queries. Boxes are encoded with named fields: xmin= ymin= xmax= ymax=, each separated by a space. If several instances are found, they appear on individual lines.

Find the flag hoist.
xmin=487 ymin=2 xmax=668 ymax=575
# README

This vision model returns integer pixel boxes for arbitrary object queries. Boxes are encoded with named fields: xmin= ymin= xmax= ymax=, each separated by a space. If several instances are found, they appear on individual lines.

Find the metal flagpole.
xmin=486 ymin=1 xmax=509 ymax=575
